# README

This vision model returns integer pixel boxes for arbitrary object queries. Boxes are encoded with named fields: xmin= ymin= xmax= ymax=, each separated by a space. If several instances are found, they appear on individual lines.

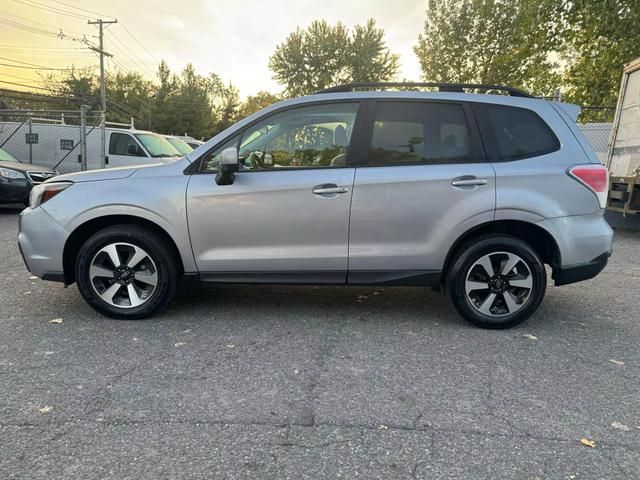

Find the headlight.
xmin=0 ymin=167 xmax=26 ymax=179
xmin=29 ymin=182 xmax=73 ymax=209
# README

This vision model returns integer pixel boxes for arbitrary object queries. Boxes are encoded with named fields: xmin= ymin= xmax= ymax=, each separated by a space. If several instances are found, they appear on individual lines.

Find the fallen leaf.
xmin=378 ymin=424 xmax=388 ymax=431
xmin=611 ymin=421 xmax=631 ymax=432
xmin=609 ymin=359 xmax=624 ymax=366
xmin=580 ymin=438 xmax=596 ymax=448
xmin=174 ymin=342 xmax=185 ymax=347
xmin=226 ymin=344 xmax=235 ymax=349
xmin=522 ymin=333 xmax=538 ymax=340
xmin=49 ymin=318 xmax=63 ymax=324
xmin=38 ymin=405 xmax=53 ymax=414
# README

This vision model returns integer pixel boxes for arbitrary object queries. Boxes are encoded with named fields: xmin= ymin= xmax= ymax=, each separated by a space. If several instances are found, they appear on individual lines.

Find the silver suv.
xmin=18 ymin=83 xmax=613 ymax=328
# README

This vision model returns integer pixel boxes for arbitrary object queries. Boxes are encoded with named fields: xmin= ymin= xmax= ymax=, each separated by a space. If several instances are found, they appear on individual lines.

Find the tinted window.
xmin=109 ymin=133 xmax=143 ymax=156
xmin=369 ymin=102 xmax=471 ymax=166
xmin=237 ymin=103 xmax=359 ymax=170
xmin=472 ymin=103 xmax=560 ymax=161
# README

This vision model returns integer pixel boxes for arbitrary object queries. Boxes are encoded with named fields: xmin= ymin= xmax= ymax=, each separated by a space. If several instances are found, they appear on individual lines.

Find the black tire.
xmin=75 ymin=224 xmax=179 ymax=319
xmin=446 ymin=234 xmax=546 ymax=329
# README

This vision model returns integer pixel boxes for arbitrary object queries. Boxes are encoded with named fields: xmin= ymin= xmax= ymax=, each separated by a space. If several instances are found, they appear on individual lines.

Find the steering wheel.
xmin=245 ymin=150 xmax=265 ymax=169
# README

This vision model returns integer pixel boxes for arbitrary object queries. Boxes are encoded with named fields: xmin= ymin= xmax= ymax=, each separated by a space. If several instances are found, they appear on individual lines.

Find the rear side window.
xmin=472 ymin=103 xmax=560 ymax=161
xmin=368 ymin=102 xmax=472 ymax=166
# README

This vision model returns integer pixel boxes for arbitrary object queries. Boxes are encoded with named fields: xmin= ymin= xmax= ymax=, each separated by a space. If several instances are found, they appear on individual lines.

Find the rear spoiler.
xmin=553 ymin=102 xmax=581 ymax=122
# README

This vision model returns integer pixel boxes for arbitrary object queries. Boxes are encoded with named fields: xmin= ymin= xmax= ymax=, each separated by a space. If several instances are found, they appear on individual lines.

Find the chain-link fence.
xmin=0 ymin=108 xmax=104 ymax=174
xmin=577 ymin=122 xmax=613 ymax=163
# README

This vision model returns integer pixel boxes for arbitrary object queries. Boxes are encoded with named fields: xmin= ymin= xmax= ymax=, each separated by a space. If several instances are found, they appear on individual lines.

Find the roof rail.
xmin=314 ymin=82 xmax=533 ymax=98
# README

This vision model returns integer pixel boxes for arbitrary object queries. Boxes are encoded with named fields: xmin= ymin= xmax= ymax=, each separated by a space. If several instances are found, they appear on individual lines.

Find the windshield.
xmin=0 ymin=148 xmax=19 ymax=163
xmin=134 ymin=133 xmax=181 ymax=158
xmin=165 ymin=137 xmax=193 ymax=155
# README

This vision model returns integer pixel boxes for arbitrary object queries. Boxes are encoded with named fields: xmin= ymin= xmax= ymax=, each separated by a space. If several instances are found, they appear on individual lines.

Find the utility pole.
xmin=88 ymin=18 xmax=117 ymax=168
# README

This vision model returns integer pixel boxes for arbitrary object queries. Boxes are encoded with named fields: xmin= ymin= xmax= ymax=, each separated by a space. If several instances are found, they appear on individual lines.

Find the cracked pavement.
xmin=1 ymin=204 xmax=639 ymax=479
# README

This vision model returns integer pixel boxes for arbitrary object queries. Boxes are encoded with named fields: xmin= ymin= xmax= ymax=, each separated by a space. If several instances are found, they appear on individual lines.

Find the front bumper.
xmin=18 ymin=206 xmax=68 ymax=282
xmin=0 ymin=178 xmax=31 ymax=204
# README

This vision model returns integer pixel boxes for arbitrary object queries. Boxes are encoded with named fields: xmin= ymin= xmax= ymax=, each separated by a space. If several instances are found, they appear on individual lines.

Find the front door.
xmin=348 ymin=100 xmax=496 ymax=283
xmin=107 ymin=132 xmax=149 ymax=167
xmin=186 ymin=102 xmax=362 ymax=282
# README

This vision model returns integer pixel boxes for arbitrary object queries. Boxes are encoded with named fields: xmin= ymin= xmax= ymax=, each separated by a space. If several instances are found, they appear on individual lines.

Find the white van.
xmin=0 ymin=121 xmax=181 ymax=172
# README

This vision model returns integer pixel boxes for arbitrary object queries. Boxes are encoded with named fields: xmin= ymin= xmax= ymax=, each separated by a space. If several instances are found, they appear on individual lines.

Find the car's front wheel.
xmin=75 ymin=225 xmax=178 ymax=319
xmin=446 ymin=235 xmax=546 ymax=329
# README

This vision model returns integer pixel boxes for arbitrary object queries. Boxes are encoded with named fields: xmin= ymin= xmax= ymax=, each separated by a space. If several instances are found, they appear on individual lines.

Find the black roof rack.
xmin=314 ymin=82 xmax=533 ymax=98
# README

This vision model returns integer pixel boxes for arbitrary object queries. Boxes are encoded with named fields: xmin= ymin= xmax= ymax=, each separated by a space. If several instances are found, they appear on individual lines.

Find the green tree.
xmin=237 ymin=91 xmax=281 ymax=119
xmin=106 ymin=71 xmax=154 ymax=126
xmin=151 ymin=62 xmax=225 ymax=138
xmin=414 ymin=0 xmax=561 ymax=96
xmin=559 ymin=0 xmax=640 ymax=120
xmin=269 ymin=19 xmax=399 ymax=96
xmin=349 ymin=19 xmax=400 ymax=83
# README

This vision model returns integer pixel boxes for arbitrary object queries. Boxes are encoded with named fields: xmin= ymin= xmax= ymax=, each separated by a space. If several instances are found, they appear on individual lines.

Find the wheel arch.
xmin=441 ymin=219 xmax=561 ymax=284
xmin=63 ymin=215 xmax=185 ymax=285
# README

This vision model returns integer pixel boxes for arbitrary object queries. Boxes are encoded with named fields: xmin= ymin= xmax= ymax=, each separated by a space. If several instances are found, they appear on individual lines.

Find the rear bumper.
xmin=18 ymin=206 xmax=68 ymax=282
xmin=552 ymin=251 xmax=610 ymax=286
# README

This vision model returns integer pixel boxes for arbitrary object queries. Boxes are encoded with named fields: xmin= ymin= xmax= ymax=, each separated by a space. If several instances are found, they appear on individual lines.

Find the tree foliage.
xmin=560 ymin=0 xmax=640 ymax=118
xmin=269 ymin=19 xmax=399 ymax=96
xmin=414 ymin=0 xmax=561 ymax=96
xmin=237 ymin=91 xmax=281 ymax=119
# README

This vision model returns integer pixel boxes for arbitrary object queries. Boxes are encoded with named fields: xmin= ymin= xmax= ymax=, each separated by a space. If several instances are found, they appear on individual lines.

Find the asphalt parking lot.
xmin=1 ymin=204 xmax=639 ymax=480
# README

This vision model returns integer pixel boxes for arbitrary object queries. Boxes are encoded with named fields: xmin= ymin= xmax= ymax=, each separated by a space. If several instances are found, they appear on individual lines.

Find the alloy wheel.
xmin=89 ymin=242 xmax=158 ymax=308
xmin=464 ymin=251 xmax=533 ymax=317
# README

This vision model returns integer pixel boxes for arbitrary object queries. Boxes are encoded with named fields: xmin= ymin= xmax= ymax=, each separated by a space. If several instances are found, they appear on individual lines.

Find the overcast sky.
xmin=0 ymin=0 xmax=426 ymax=98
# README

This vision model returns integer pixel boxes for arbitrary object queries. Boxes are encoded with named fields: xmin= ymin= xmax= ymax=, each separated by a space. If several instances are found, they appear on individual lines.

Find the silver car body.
xmin=18 ymin=91 xmax=613 ymax=287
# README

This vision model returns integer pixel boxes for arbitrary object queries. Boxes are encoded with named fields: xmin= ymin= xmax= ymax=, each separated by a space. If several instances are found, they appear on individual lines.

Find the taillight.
xmin=568 ymin=164 xmax=609 ymax=209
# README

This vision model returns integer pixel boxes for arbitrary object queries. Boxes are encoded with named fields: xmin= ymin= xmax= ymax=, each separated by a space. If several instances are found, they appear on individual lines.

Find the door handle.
xmin=313 ymin=184 xmax=349 ymax=195
xmin=451 ymin=177 xmax=488 ymax=187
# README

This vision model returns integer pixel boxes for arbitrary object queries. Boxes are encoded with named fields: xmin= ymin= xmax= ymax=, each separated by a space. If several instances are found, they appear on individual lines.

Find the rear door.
xmin=348 ymin=100 xmax=496 ymax=283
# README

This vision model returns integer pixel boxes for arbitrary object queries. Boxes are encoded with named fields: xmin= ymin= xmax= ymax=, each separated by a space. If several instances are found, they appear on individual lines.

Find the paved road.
xmin=1 ymin=204 xmax=639 ymax=479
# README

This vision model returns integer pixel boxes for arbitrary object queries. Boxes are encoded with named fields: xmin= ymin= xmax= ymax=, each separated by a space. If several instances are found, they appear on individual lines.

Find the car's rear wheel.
xmin=75 ymin=225 xmax=178 ymax=319
xmin=446 ymin=235 xmax=546 ymax=329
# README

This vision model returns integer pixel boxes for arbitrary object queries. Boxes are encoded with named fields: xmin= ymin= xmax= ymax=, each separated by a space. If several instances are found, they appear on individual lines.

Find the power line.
xmin=0 ymin=16 xmax=91 ymax=44
xmin=0 ymin=61 xmax=72 ymax=71
xmin=120 ymin=23 xmax=160 ymax=65
xmin=0 ymin=56 xmax=89 ymax=69
xmin=1 ymin=11 xmax=85 ymax=35
xmin=106 ymin=30 xmax=156 ymax=78
xmin=12 ymin=0 xmax=89 ymax=20
xmin=0 ymin=17 xmax=61 ymax=37
xmin=0 ymin=79 xmax=58 ymax=92
xmin=47 ymin=0 xmax=115 ymax=20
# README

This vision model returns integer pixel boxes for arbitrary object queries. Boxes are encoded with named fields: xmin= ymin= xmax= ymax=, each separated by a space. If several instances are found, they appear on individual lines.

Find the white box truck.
xmin=607 ymin=57 xmax=640 ymax=214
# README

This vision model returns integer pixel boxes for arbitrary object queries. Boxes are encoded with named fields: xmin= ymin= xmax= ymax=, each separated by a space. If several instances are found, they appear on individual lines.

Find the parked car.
xmin=18 ymin=82 xmax=613 ymax=328
xmin=0 ymin=148 xmax=56 ymax=205
xmin=162 ymin=135 xmax=194 ymax=155
xmin=179 ymin=136 xmax=204 ymax=149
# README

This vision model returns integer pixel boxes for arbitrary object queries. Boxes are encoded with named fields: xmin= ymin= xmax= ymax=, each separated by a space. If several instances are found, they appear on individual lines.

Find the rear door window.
xmin=368 ymin=102 xmax=472 ymax=166
xmin=472 ymin=103 xmax=560 ymax=161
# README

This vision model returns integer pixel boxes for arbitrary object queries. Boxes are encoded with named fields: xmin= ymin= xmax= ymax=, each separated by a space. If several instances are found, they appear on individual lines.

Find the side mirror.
xmin=215 ymin=147 xmax=239 ymax=186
